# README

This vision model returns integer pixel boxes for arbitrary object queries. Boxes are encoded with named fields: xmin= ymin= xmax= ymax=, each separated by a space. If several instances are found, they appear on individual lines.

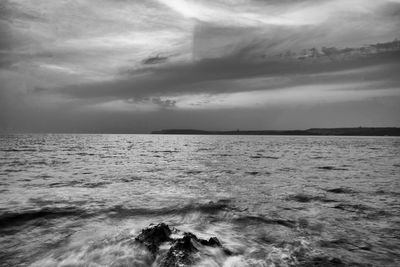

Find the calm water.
xmin=0 ymin=134 xmax=399 ymax=267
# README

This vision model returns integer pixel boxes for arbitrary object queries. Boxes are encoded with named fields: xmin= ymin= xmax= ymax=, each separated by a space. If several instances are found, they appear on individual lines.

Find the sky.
xmin=1 ymin=0 xmax=400 ymax=133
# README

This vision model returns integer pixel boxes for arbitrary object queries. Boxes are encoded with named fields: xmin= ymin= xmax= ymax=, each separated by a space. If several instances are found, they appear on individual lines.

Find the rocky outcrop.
xmin=135 ymin=223 xmax=172 ymax=254
xmin=160 ymin=233 xmax=201 ymax=267
xmin=135 ymin=223 xmax=230 ymax=267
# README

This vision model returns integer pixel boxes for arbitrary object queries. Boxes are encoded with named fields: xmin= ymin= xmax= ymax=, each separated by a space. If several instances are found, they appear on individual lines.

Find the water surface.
xmin=0 ymin=134 xmax=399 ymax=266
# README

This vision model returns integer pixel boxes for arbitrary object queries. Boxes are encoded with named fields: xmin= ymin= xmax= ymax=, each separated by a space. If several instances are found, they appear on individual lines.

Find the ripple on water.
xmin=0 ymin=135 xmax=399 ymax=266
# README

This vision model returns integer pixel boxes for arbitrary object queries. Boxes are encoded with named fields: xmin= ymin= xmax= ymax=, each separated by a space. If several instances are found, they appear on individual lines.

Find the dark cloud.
xmin=378 ymin=1 xmax=400 ymax=18
xmin=0 ymin=0 xmax=46 ymax=51
xmin=0 ymin=5 xmax=13 ymax=52
xmin=0 ymin=52 xmax=13 ymax=69
xmin=142 ymin=55 xmax=169 ymax=65
xmin=52 ymin=48 xmax=400 ymax=101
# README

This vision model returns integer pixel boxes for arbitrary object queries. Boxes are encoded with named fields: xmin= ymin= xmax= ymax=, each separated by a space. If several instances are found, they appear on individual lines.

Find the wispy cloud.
xmin=52 ymin=50 xmax=400 ymax=100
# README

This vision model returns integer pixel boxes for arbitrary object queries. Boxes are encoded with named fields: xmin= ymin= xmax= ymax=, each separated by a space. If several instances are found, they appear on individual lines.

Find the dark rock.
xmin=173 ymin=233 xmax=199 ymax=253
xmin=160 ymin=233 xmax=198 ymax=267
xmin=135 ymin=223 xmax=229 ymax=267
xmin=160 ymin=232 xmax=224 ymax=267
xmin=135 ymin=223 xmax=172 ymax=254
xmin=222 ymin=247 xmax=233 ymax=256
xmin=200 ymin=236 xmax=221 ymax=247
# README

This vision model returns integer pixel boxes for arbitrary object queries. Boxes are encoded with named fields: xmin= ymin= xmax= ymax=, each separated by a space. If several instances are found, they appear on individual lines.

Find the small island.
xmin=152 ymin=127 xmax=400 ymax=136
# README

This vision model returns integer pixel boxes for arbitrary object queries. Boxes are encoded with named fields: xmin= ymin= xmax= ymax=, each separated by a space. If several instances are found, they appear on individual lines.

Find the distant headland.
xmin=151 ymin=127 xmax=400 ymax=136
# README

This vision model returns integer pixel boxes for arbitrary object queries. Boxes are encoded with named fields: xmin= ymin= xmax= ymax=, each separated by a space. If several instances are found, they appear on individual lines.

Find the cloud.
xmin=142 ymin=55 xmax=169 ymax=65
xmin=151 ymin=97 xmax=177 ymax=108
xmin=52 ymin=48 xmax=400 ymax=101
xmin=171 ymin=83 xmax=400 ymax=110
xmin=0 ymin=0 xmax=192 ymax=81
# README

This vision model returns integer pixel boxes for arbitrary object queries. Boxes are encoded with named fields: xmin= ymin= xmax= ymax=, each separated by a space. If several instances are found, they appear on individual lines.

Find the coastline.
xmin=151 ymin=127 xmax=400 ymax=136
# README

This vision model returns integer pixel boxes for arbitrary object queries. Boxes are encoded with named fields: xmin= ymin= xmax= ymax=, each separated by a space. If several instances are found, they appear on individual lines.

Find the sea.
xmin=0 ymin=134 xmax=399 ymax=267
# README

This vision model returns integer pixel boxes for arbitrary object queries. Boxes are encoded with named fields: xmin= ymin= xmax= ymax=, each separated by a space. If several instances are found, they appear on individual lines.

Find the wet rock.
xmin=135 ymin=223 xmax=229 ymax=267
xmin=160 ymin=233 xmax=198 ymax=267
xmin=135 ymin=223 xmax=172 ymax=254
xmin=200 ymin=236 xmax=222 ymax=247
xmin=161 ymin=232 xmax=228 ymax=267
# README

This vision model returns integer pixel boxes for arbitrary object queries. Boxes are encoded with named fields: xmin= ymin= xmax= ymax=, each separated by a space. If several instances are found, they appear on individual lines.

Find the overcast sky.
xmin=1 ymin=0 xmax=400 ymax=133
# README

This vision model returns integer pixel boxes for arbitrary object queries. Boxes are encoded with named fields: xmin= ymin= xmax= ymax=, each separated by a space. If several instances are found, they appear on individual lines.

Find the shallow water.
xmin=0 ymin=134 xmax=399 ymax=266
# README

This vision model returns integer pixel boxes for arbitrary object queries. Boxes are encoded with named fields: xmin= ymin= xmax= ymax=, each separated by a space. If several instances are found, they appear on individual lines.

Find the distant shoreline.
xmin=151 ymin=127 xmax=400 ymax=136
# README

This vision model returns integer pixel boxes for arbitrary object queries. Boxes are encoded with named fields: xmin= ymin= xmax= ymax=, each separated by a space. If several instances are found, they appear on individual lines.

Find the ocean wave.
xmin=317 ymin=166 xmax=349 ymax=171
xmin=185 ymin=170 xmax=203 ymax=175
xmin=1 ymin=148 xmax=37 ymax=152
xmin=106 ymin=200 xmax=233 ymax=218
xmin=30 ymin=236 xmax=153 ymax=267
xmin=249 ymin=155 xmax=279 ymax=159
xmin=0 ymin=200 xmax=234 ymax=231
xmin=319 ymin=238 xmax=372 ymax=251
xmin=285 ymin=193 xmax=338 ymax=203
xmin=325 ymin=188 xmax=355 ymax=194
xmin=0 ymin=207 xmax=88 ymax=229
xmin=232 ymin=215 xmax=296 ymax=228
xmin=153 ymin=150 xmax=179 ymax=153
xmin=27 ymin=223 xmax=364 ymax=267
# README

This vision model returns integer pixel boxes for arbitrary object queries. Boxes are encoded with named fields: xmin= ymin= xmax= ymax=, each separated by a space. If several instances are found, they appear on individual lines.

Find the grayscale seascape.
xmin=2 ymin=0 xmax=400 ymax=266
xmin=1 ymin=134 xmax=399 ymax=266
